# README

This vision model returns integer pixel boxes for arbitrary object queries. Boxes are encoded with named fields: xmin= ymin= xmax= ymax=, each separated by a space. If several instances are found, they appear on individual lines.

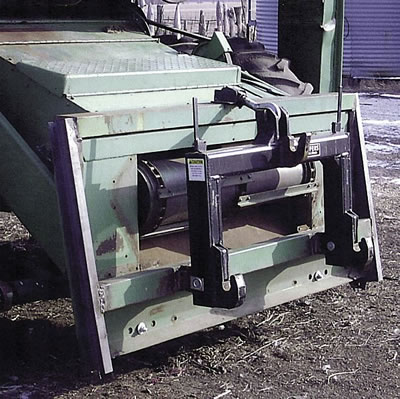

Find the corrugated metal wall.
xmin=256 ymin=0 xmax=400 ymax=78
xmin=255 ymin=0 xmax=278 ymax=54
xmin=344 ymin=0 xmax=400 ymax=77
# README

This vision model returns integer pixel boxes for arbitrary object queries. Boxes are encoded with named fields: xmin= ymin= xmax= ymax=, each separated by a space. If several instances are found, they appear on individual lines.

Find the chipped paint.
xmin=149 ymin=305 xmax=165 ymax=316
xmin=96 ymin=232 xmax=124 ymax=256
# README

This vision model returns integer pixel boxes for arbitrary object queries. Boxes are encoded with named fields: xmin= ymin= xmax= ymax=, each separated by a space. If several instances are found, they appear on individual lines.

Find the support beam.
xmin=100 ymin=232 xmax=315 ymax=312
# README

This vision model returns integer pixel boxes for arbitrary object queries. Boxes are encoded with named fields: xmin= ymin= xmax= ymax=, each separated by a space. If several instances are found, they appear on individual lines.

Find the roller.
xmin=138 ymin=158 xmax=311 ymax=234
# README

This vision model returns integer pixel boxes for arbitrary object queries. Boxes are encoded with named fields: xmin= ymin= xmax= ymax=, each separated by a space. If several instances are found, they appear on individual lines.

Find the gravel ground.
xmin=0 ymin=93 xmax=399 ymax=398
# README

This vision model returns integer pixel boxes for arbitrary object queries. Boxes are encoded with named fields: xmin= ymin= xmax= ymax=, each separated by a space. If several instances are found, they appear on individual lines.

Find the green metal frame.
xmin=50 ymin=91 xmax=380 ymax=373
xmin=60 ymin=93 xmax=353 ymax=279
xmin=0 ymin=2 xmax=380 ymax=376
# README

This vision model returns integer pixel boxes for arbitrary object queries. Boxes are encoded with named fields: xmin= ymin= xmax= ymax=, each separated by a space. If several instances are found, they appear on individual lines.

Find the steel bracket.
xmin=214 ymin=86 xmax=311 ymax=167
xmin=186 ymin=92 xmax=311 ymax=309
xmin=317 ymin=152 xmax=371 ymax=267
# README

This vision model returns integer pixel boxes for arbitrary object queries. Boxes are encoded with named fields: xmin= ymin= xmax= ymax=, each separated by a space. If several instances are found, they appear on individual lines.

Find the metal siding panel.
xmin=344 ymin=0 xmax=400 ymax=77
xmin=256 ymin=0 xmax=278 ymax=54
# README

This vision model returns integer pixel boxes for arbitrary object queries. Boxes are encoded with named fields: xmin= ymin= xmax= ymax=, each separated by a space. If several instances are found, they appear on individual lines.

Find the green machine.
xmin=0 ymin=0 xmax=381 ymax=376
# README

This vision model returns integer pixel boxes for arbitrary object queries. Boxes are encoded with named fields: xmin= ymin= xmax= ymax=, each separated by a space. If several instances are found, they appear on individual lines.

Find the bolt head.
xmin=326 ymin=241 xmax=336 ymax=252
xmin=192 ymin=278 xmax=201 ymax=289
xmin=136 ymin=322 xmax=148 ymax=335
xmin=190 ymin=276 xmax=204 ymax=291
xmin=314 ymin=270 xmax=324 ymax=281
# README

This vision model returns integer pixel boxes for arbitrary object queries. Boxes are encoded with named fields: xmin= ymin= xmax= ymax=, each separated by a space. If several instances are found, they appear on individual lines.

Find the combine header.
xmin=0 ymin=0 xmax=381 ymax=376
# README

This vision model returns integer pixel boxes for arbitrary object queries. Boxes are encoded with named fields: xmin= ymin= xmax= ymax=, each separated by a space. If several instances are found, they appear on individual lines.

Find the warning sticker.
xmin=188 ymin=158 xmax=206 ymax=181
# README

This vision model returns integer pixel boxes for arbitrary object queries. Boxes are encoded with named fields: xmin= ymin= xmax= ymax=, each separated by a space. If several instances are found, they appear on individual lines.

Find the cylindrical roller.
xmin=138 ymin=158 xmax=311 ymax=235
xmin=138 ymin=159 xmax=188 ymax=234
xmin=245 ymin=163 xmax=307 ymax=194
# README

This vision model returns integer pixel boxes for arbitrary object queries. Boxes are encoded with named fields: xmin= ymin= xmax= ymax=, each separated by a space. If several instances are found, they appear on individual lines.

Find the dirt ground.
xmin=0 ymin=93 xmax=399 ymax=398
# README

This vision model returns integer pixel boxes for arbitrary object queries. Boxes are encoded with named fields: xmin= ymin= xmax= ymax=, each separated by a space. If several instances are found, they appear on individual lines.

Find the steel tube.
xmin=138 ymin=158 xmax=309 ymax=234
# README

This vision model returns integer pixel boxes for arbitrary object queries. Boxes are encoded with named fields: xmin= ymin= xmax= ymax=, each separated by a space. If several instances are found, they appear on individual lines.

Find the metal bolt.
xmin=326 ymin=241 xmax=336 ymax=252
xmin=192 ymin=278 xmax=201 ymax=289
xmin=136 ymin=322 xmax=148 ymax=335
xmin=314 ymin=270 xmax=324 ymax=281
xmin=190 ymin=276 xmax=204 ymax=291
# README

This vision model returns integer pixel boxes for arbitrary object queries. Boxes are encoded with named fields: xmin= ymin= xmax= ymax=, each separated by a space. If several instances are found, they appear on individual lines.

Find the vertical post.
xmin=192 ymin=97 xmax=206 ymax=153
xmin=147 ymin=3 xmax=155 ymax=36
xmin=246 ymin=0 xmax=256 ymax=41
xmin=216 ymin=1 xmax=222 ymax=31
xmin=241 ymin=0 xmax=248 ymax=27
xmin=199 ymin=10 xmax=206 ymax=36
xmin=228 ymin=7 xmax=235 ymax=37
xmin=174 ymin=3 xmax=182 ymax=40
xmin=223 ymin=3 xmax=228 ymax=35
xmin=234 ymin=6 xmax=243 ymax=37
xmin=156 ymin=4 xmax=164 ymax=35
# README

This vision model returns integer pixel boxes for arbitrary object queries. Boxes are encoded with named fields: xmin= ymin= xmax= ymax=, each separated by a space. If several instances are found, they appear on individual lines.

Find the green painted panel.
xmin=100 ymin=267 xmax=176 ymax=312
xmin=100 ymin=162 xmax=325 ymax=313
xmin=1 ymin=35 xmax=173 ymax=68
xmin=229 ymin=233 xmax=313 ymax=275
xmin=82 ymin=122 xmax=257 ymax=160
xmin=70 ymin=87 xmax=220 ymax=112
xmin=105 ymin=257 xmax=352 ymax=357
xmin=72 ymin=93 xmax=356 ymax=139
xmin=80 ymin=112 xmax=349 ymax=161
xmin=0 ymin=58 xmax=83 ymax=151
xmin=0 ymin=114 xmax=65 ymax=270
xmin=83 ymin=155 xmax=139 ymax=279
xmin=17 ymin=57 xmax=240 ymax=96
xmin=100 ymin=232 xmax=318 ymax=312
xmin=9 ymin=34 xmax=240 ymax=97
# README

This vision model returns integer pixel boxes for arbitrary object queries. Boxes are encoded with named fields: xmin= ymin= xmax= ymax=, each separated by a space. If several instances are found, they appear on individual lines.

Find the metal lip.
xmin=0 ymin=38 xmax=157 ymax=45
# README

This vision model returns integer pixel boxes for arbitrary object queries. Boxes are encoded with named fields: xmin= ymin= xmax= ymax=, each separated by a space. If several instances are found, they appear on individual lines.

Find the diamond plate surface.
xmin=20 ymin=54 xmax=236 ymax=76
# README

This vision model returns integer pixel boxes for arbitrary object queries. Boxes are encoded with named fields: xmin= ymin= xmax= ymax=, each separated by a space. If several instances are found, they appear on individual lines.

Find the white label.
xmin=188 ymin=158 xmax=206 ymax=181
xmin=309 ymin=143 xmax=320 ymax=157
